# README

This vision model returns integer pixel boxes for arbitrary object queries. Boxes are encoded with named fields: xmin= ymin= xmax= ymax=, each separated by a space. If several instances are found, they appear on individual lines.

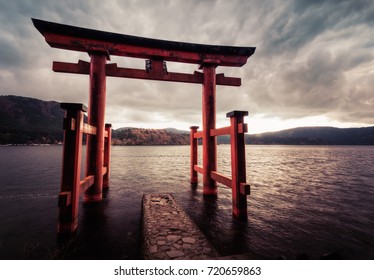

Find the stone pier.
xmin=142 ymin=194 xmax=219 ymax=260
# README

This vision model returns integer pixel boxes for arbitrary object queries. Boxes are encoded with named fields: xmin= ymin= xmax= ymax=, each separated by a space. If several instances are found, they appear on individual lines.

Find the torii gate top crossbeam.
xmin=32 ymin=18 xmax=255 ymax=67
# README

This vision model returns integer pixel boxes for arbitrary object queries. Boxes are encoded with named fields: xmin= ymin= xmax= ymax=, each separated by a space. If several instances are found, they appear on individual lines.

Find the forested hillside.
xmin=0 ymin=95 xmax=63 ymax=144
xmin=1 ymin=95 xmax=373 ymax=145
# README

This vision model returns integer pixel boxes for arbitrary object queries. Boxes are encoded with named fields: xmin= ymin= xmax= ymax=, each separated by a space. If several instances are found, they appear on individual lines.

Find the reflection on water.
xmin=0 ymin=145 xmax=373 ymax=259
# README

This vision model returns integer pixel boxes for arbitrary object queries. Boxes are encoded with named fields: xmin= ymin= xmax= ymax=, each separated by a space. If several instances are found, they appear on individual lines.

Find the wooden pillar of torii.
xmin=32 ymin=18 xmax=255 ymax=230
xmin=84 ymin=51 xmax=108 ymax=201
xmin=201 ymin=61 xmax=218 ymax=195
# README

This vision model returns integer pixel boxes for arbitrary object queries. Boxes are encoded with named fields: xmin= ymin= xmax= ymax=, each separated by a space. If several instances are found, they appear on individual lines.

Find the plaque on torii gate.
xmin=32 ymin=18 xmax=255 ymax=204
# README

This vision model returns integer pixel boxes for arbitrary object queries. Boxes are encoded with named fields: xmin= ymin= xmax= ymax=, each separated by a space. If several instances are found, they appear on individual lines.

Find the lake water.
xmin=0 ymin=145 xmax=373 ymax=259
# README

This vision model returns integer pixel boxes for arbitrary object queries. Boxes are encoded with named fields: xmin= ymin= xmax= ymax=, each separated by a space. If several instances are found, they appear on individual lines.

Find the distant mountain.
xmin=164 ymin=128 xmax=189 ymax=134
xmin=112 ymin=128 xmax=189 ymax=145
xmin=0 ymin=95 xmax=191 ymax=145
xmin=115 ymin=127 xmax=133 ymax=131
xmin=248 ymin=126 xmax=374 ymax=145
xmin=0 ymin=95 xmax=64 ymax=144
xmin=1 ymin=95 xmax=373 ymax=145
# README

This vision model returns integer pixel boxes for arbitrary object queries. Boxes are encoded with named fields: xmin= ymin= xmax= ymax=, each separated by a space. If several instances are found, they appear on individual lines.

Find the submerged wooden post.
xmin=189 ymin=126 xmax=199 ymax=184
xmin=201 ymin=61 xmax=218 ymax=195
xmin=58 ymin=103 xmax=86 ymax=234
xmin=103 ymin=123 xmax=112 ymax=188
xmin=84 ymin=51 xmax=108 ymax=202
xmin=227 ymin=110 xmax=250 ymax=220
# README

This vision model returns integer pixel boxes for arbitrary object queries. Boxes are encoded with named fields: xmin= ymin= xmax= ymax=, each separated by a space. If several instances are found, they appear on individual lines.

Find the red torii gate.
xmin=32 ymin=18 xmax=255 ymax=234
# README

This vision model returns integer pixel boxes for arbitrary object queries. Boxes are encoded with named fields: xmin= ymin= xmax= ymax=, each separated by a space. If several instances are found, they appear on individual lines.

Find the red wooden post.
xmin=189 ymin=126 xmax=199 ymax=184
xmin=201 ymin=61 xmax=218 ymax=195
xmin=227 ymin=110 xmax=249 ymax=220
xmin=103 ymin=123 xmax=112 ymax=188
xmin=84 ymin=52 xmax=108 ymax=202
xmin=58 ymin=103 xmax=86 ymax=234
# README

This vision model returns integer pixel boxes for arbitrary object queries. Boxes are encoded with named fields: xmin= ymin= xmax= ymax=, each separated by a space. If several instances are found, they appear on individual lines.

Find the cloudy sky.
xmin=0 ymin=0 xmax=373 ymax=133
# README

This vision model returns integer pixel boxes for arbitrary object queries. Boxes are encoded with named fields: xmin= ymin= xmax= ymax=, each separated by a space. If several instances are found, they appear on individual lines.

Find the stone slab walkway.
xmin=142 ymin=193 xmax=220 ymax=260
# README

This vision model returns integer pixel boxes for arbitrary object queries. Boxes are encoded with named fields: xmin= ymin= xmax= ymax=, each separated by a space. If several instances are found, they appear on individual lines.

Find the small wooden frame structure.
xmin=32 ymin=18 xmax=255 ymax=234
xmin=190 ymin=111 xmax=250 ymax=220
xmin=58 ymin=103 xmax=111 ymax=233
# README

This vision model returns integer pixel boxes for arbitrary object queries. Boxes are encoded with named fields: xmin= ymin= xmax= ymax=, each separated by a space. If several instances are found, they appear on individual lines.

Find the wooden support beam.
xmin=194 ymin=165 xmax=204 ymax=174
xmin=79 ymin=175 xmax=95 ymax=194
xmin=190 ymin=126 xmax=199 ymax=184
xmin=63 ymin=116 xmax=101 ymax=137
xmin=210 ymin=172 xmax=249 ymax=195
xmin=238 ymin=123 xmax=248 ymax=134
xmin=102 ymin=166 xmax=108 ymax=175
xmin=211 ymin=171 xmax=232 ymax=188
xmin=58 ymin=191 xmax=72 ymax=207
xmin=210 ymin=126 xmax=231 ymax=137
xmin=107 ymin=63 xmax=203 ymax=84
xmin=62 ymin=117 xmax=76 ymax=131
xmin=103 ymin=123 xmax=111 ymax=188
xmin=240 ymin=183 xmax=251 ymax=195
xmin=53 ymin=60 xmax=90 ymax=74
xmin=194 ymin=131 xmax=203 ymax=139
xmin=216 ymin=73 xmax=241 ymax=86
xmin=108 ymin=64 xmax=241 ymax=86
xmin=82 ymin=122 xmax=97 ymax=135
xmin=53 ymin=61 xmax=241 ymax=86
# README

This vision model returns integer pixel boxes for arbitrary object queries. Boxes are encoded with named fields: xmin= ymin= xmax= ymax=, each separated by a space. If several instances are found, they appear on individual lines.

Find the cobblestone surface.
xmin=142 ymin=194 xmax=220 ymax=260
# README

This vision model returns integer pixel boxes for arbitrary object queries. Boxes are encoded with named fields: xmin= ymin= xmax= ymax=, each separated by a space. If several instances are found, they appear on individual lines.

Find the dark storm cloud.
xmin=0 ymin=0 xmax=373 ymax=129
xmin=245 ymin=0 xmax=374 ymax=124
xmin=263 ymin=0 xmax=373 ymax=55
